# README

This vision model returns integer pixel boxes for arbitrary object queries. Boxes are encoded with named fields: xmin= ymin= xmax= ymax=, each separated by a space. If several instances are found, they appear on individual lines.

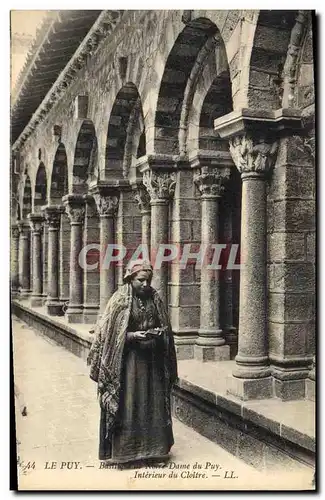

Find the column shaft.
xmin=235 ymin=174 xmax=269 ymax=374
xmin=11 ymin=225 xmax=20 ymax=294
xmin=18 ymin=222 xmax=31 ymax=297
xmin=44 ymin=207 xmax=62 ymax=315
xmin=63 ymin=195 xmax=85 ymax=323
xmin=99 ymin=215 xmax=115 ymax=312
xmin=194 ymin=166 xmax=230 ymax=362
xmin=151 ymin=200 xmax=169 ymax=306
xmin=82 ymin=196 xmax=100 ymax=323
xmin=28 ymin=214 xmax=44 ymax=307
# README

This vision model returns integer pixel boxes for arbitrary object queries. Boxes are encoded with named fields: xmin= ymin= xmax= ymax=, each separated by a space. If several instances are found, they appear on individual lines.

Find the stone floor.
xmin=12 ymin=316 xmax=314 ymax=491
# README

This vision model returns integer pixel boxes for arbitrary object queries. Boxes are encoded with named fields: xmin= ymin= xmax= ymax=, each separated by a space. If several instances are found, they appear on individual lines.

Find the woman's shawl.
xmin=87 ymin=283 xmax=178 ymax=439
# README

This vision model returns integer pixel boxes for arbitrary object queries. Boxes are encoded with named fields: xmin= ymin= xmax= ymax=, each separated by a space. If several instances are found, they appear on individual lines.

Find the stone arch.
xmin=34 ymin=163 xmax=48 ymax=213
xmin=154 ymin=17 xmax=223 ymax=155
xmin=105 ymin=82 xmax=145 ymax=181
xmin=72 ymin=120 xmax=97 ymax=194
xmin=22 ymin=175 xmax=32 ymax=219
xmin=180 ymin=33 xmax=232 ymax=156
xmin=50 ymin=143 xmax=69 ymax=204
xmin=248 ymin=10 xmax=299 ymax=109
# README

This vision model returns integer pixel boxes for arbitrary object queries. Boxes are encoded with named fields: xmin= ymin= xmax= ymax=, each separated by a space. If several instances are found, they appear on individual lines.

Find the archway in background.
xmin=72 ymin=120 xmax=97 ymax=194
xmin=50 ymin=143 xmax=68 ymax=203
xmin=154 ymin=18 xmax=219 ymax=155
xmin=105 ymin=83 xmax=145 ymax=181
xmin=34 ymin=163 xmax=47 ymax=212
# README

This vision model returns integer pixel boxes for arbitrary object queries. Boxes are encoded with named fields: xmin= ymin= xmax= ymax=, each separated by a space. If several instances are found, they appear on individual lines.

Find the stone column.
xmin=93 ymin=191 xmax=119 ymax=313
xmin=59 ymin=209 xmax=70 ymax=310
xmin=63 ymin=195 xmax=85 ymax=323
xmin=82 ymin=195 xmax=100 ymax=323
xmin=41 ymin=215 xmax=48 ymax=305
xmin=28 ymin=214 xmax=44 ymax=307
xmin=44 ymin=206 xmax=63 ymax=316
xmin=11 ymin=224 xmax=20 ymax=295
xmin=143 ymin=170 xmax=176 ymax=306
xmin=226 ymin=134 xmax=278 ymax=399
xmin=133 ymin=184 xmax=151 ymax=250
xmin=18 ymin=221 xmax=31 ymax=298
xmin=193 ymin=166 xmax=230 ymax=362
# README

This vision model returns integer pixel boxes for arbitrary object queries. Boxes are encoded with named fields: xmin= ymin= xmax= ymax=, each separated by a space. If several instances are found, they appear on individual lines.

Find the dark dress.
xmin=99 ymin=293 xmax=174 ymax=463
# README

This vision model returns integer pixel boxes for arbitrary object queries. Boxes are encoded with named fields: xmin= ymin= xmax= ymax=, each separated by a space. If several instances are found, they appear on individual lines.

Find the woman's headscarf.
xmin=123 ymin=259 xmax=153 ymax=283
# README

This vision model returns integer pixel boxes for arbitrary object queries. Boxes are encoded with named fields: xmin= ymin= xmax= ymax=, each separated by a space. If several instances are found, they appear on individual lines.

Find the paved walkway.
xmin=12 ymin=317 xmax=313 ymax=491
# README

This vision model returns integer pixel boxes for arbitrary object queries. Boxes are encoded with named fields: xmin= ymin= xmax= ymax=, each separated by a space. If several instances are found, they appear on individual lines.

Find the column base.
xmin=306 ymin=379 xmax=315 ymax=402
xmin=30 ymin=296 xmax=43 ymax=307
xmin=66 ymin=307 xmax=84 ymax=324
xmin=83 ymin=306 xmax=100 ymax=324
xmin=227 ymin=375 xmax=273 ymax=401
xmin=273 ymin=378 xmax=306 ymax=401
xmin=194 ymin=344 xmax=230 ymax=362
xmin=174 ymin=335 xmax=197 ymax=360
xmin=46 ymin=300 xmax=64 ymax=316
xmin=19 ymin=289 xmax=32 ymax=299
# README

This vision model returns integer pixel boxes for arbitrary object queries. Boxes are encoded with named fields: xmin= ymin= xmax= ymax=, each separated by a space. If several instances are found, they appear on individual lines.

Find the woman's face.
xmin=131 ymin=270 xmax=152 ymax=297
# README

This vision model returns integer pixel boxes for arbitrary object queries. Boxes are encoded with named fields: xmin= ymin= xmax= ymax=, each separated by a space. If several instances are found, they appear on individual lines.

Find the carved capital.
xmin=43 ymin=207 xmax=62 ymax=229
xmin=28 ymin=214 xmax=44 ymax=234
xmin=194 ymin=166 xmax=230 ymax=198
xmin=133 ymin=185 xmax=151 ymax=213
xmin=17 ymin=220 xmax=30 ymax=236
xmin=229 ymin=134 xmax=279 ymax=177
xmin=142 ymin=171 xmax=176 ymax=203
xmin=62 ymin=195 xmax=85 ymax=224
xmin=93 ymin=193 xmax=119 ymax=217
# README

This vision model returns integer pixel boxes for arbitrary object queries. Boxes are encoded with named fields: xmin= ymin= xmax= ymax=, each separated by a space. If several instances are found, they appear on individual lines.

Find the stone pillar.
xmin=215 ymin=108 xmax=303 ymax=400
xmin=18 ymin=221 xmax=31 ymax=298
xmin=59 ymin=209 xmax=70 ymax=311
xmin=133 ymin=184 xmax=151 ymax=250
xmin=41 ymin=215 xmax=48 ymax=305
xmin=92 ymin=191 xmax=119 ymax=313
xmin=193 ymin=166 xmax=230 ymax=362
xmin=44 ymin=206 xmax=63 ymax=316
xmin=82 ymin=195 xmax=100 ymax=323
xmin=63 ymin=195 xmax=85 ymax=323
xmin=28 ymin=214 xmax=44 ymax=307
xmin=143 ymin=170 xmax=176 ymax=306
xmin=11 ymin=224 xmax=20 ymax=295
xmin=226 ymin=134 xmax=279 ymax=399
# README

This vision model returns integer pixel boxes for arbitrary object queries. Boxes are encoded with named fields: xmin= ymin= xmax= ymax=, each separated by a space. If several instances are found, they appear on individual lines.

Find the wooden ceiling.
xmin=11 ymin=10 xmax=102 ymax=145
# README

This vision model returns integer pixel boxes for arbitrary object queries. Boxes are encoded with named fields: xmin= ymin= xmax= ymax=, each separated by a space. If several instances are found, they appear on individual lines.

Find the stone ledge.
xmin=176 ymin=365 xmax=315 ymax=455
xmin=173 ymin=382 xmax=315 ymax=472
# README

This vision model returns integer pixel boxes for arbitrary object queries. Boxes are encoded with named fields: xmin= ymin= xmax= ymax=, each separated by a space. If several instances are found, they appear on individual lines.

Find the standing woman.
xmin=87 ymin=259 xmax=178 ymax=467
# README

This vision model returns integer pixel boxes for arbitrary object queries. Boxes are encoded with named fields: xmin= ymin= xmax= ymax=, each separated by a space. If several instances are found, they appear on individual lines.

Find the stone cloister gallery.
xmin=11 ymin=10 xmax=315 ymax=469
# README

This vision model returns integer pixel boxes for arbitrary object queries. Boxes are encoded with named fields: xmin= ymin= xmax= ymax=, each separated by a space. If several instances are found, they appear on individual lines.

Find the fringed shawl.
xmin=87 ymin=284 xmax=178 ymax=439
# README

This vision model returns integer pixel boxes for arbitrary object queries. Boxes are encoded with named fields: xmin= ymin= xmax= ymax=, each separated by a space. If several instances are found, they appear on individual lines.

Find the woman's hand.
xmin=127 ymin=331 xmax=150 ymax=341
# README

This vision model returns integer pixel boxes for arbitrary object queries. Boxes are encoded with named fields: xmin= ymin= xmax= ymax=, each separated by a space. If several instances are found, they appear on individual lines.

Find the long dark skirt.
xmin=99 ymin=337 xmax=174 ymax=463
